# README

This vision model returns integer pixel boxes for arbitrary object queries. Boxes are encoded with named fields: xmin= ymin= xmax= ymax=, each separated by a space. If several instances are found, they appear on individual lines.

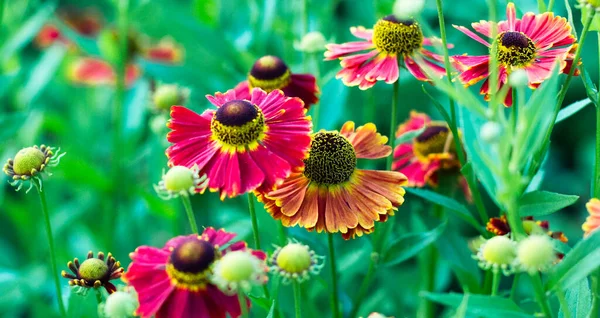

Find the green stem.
xmin=180 ymin=195 xmax=199 ymax=234
xmin=310 ymin=52 xmax=322 ymax=129
xmin=591 ymin=269 xmax=600 ymax=318
xmin=547 ymin=0 xmax=555 ymax=11
xmin=386 ymin=76 xmax=399 ymax=170
xmin=531 ymin=273 xmax=553 ymax=318
xmin=483 ymin=271 xmax=493 ymax=294
xmin=238 ymin=292 xmax=249 ymax=318
xmin=507 ymin=199 xmax=526 ymax=240
xmin=303 ymin=0 xmax=309 ymax=72
xmin=556 ymin=285 xmax=571 ymax=318
xmin=510 ymin=273 xmax=520 ymax=300
xmin=348 ymin=259 xmax=375 ymax=318
xmin=277 ymin=221 xmax=287 ymax=245
xmin=417 ymin=245 xmax=437 ymax=318
xmin=328 ymin=233 xmax=340 ymax=318
xmin=594 ymin=32 xmax=600 ymax=198
xmin=537 ymin=0 xmax=547 ymax=12
xmin=35 ymin=182 xmax=67 ymax=317
xmin=435 ymin=0 xmax=489 ymax=225
xmin=247 ymin=193 xmax=261 ymax=250
xmin=95 ymin=289 xmax=103 ymax=305
xmin=491 ymin=271 xmax=501 ymax=296
xmin=293 ymin=281 xmax=302 ymax=318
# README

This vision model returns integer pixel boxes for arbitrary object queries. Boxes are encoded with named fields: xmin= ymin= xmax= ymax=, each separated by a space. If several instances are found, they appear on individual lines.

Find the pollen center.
xmin=167 ymin=238 xmax=217 ymax=291
xmin=493 ymin=31 xmax=536 ymax=67
xmin=79 ymin=258 xmax=109 ymax=282
xmin=303 ymin=132 xmax=357 ymax=185
xmin=211 ymin=100 xmax=265 ymax=147
xmin=248 ymin=55 xmax=292 ymax=92
xmin=12 ymin=147 xmax=46 ymax=175
xmin=372 ymin=16 xmax=423 ymax=55
xmin=412 ymin=125 xmax=453 ymax=160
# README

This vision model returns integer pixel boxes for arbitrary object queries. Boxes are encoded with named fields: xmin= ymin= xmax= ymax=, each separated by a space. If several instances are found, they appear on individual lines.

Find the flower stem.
xmin=293 ymin=281 xmax=302 ymax=318
xmin=95 ymin=289 xmax=103 ymax=305
xmin=386 ymin=77 xmax=399 ymax=169
xmin=556 ymin=285 xmax=571 ymax=318
xmin=328 ymin=233 xmax=340 ymax=318
xmin=348 ymin=259 xmax=375 ymax=318
xmin=180 ymin=195 xmax=199 ymax=234
xmin=537 ymin=0 xmax=547 ymax=12
xmin=531 ymin=273 xmax=553 ymax=318
xmin=247 ymin=193 xmax=261 ymax=250
xmin=417 ymin=245 xmax=437 ymax=318
xmin=277 ymin=221 xmax=287 ymax=245
xmin=491 ymin=271 xmax=501 ymax=296
xmin=238 ymin=292 xmax=249 ymax=318
xmin=510 ymin=273 xmax=520 ymax=300
xmin=35 ymin=182 xmax=67 ymax=317
xmin=547 ymin=0 xmax=555 ymax=11
xmin=594 ymin=32 xmax=600 ymax=198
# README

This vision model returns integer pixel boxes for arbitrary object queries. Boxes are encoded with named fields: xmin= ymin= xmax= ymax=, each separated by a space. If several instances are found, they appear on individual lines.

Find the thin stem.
xmin=35 ymin=182 xmax=67 ymax=317
xmin=483 ymin=271 xmax=493 ymax=294
xmin=328 ymin=233 xmax=340 ymax=318
xmin=510 ymin=273 xmax=520 ymax=300
xmin=547 ymin=0 xmax=555 ymax=11
xmin=594 ymin=32 xmax=600 ymax=198
xmin=247 ymin=193 xmax=261 ymax=250
xmin=491 ymin=271 xmax=501 ymax=296
xmin=537 ymin=0 xmax=547 ymax=12
xmin=293 ymin=281 xmax=302 ymax=318
xmin=277 ymin=221 xmax=287 ymax=245
xmin=302 ymin=0 xmax=309 ymax=71
xmin=436 ymin=0 xmax=489 ymax=225
xmin=531 ymin=273 xmax=553 ymax=318
xmin=238 ymin=292 xmax=249 ymax=318
xmin=386 ymin=77 xmax=399 ymax=170
xmin=310 ymin=52 xmax=322 ymax=129
xmin=95 ymin=289 xmax=103 ymax=305
xmin=180 ymin=195 xmax=199 ymax=234
xmin=348 ymin=260 xmax=375 ymax=318
xmin=417 ymin=245 xmax=437 ymax=318
xmin=507 ymin=199 xmax=526 ymax=240
xmin=556 ymin=286 xmax=571 ymax=318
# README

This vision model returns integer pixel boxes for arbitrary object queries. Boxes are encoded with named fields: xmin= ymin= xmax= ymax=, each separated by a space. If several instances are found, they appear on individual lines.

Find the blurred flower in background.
xmin=34 ymin=7 xmax=103 ymax=49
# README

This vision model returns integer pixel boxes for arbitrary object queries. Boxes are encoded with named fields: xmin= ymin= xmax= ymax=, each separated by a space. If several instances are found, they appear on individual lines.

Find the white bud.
xmin=480 ymin=121 xmax=502 ymax=143
xmin=294 ymin=32 xmax=327 ymax=53
xmin=393 ymin=0 xmax=426 ymax=19
xmin=508 ymin=69 xmax=529 ymax=88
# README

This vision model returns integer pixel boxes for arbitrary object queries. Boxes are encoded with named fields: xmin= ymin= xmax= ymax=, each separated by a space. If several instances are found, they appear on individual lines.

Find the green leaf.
xmin=18 ymin=44 xmax=67 ymax=106
xmin=405 ymin=187 xmax=481 ymax=230
xmin=0 ymin=2 xmax=56 ymax=61
xmin=382 ymin=220 xmax=447 ymax=266
xmin=518 ymin=190 xmax=579 ymax=217
xmin=580 ymin=66 xmax=599 ymax=104
xmin=555 ymin=98 xmax=592 ymax=124
xmin=394 ymin=126 xmax=425 ymax=145
xmin=547 ymin=230 xmax=600 ymax=291
xmin=422 ymin=292 xmax=532 ymax=318
xmin=435 ymin=231 xmax=482 ymax=293
xmin=558 ymin=278 xmax=591 ymax=318
xmin=266 ymin=300 xmax=276 ymax=318
xmin=247 ymin=295 xmax=271 ymax=310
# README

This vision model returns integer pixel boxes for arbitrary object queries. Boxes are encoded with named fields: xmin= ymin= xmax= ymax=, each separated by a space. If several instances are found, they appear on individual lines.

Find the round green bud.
xmin=153 ymin=85 xmax=184 ymax=111
xmin=79 ymin=258 xmax=109 ymax=281
xmin=218 ymin=251 xmax=258 ymax=283
xmin=393 ymin=0 xmax=425 ymax=19
xmin=295 ymin=31 xmax=327 ymax=53
xmin=482 ymin=236 xmax=517 ymax=266
xmin=480 ymin=121 xmax=502 ymax=143
xmin=13 ymin=147 xmax=46 ymax=175
xmin=508 ymin=69 xmax=529 ymax=88
xmin=104 ymin=291 xmax=138 ymax=318
xmin=517 ymin=235 xmax=555 ymax=274
xmin=164 ymin=166 xmax=195 ymax=192
xmin=276 ymin=243 xmax=312 ymax=274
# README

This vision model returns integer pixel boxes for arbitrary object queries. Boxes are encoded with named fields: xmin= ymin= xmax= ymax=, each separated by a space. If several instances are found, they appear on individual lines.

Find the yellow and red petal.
xmin=583 ymin=198 xmax=600 ymax=237
xmin=486 ymin=215 xmax=510 ymax=236
xmin=340 ymin=121 xmax=391 ymax=159
xmin=68 ymin=57 xmax=141 ymax=86
xmin=143 ymin=37 xmax=184 ymax=64
xmin=35 ymin=24 xmax=65 ymax=48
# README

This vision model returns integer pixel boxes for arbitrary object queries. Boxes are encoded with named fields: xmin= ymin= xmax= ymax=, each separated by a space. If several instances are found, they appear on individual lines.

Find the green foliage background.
xmin=0 ymin=0 xmax=597 ymax=317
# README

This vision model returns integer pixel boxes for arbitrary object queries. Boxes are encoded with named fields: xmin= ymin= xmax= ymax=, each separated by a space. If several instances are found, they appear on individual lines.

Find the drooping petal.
xmin=340 ymin=121 xmax=391 ymax=159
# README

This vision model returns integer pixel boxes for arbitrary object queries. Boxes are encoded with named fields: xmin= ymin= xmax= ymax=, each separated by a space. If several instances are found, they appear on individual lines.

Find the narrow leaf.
xmin=518 ymin=190 xmax=579 ymax=217
xmin=382 ymin=221 xmax=447 ymax=266
xmin=405 ymin=187 xmax=481 ymax=230
xmin=555 ymin=98 xmax=592 ymax=123
xmin=547 ymin=230 xmax=600 ymax=291
xmin=580 ymin=66 xmax=599 ymax=104
xmin=558 ymin=278 xmax=591 ymax=318
xmin=422 ymin=292 xmax=531 ymax=318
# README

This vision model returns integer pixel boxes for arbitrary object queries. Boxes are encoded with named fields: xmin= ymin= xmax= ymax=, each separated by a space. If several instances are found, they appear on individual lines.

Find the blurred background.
xmin=0 ymin=0 xmax=596 ymax=317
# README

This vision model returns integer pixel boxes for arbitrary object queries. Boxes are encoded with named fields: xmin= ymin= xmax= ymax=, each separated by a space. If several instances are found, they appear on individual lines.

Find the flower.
xmin=67 ymin=57 xmax=142 ymax=86
xmin=152 ymin=84 xmax=190 ymax=112
xmin=3 ymin=145 xmax=65 ymax=192
xmin=61 ymin=251 xmax=124 ymax=294
xmin=452 ymin=2 xmax=576 ymax=106
xmin=154 ymin=165 xmax=208 ymax=200
xmin=583 ymin=198 xmax=600 ymax=237
xmin=122 ymin=228 xmax=266 ymax=318
xmin=269 ymin=240 xmax=324 ymax=284
xmin=101 ymin=287 xmax=138 ymax=318
xmin=294 ymin=32 xmax=328 ymax=53
xmin=515 ymin=235 xmax=556 ymax=274
xmin=486 ymin=215 xmax=568 ymax=243
xmin=211 ymin=250 xmax=268 ymax=294
xmin=392 ymin=112 xmax=470 ymax=200
xmin=257 ymin=122 xmax=408 ymax=239
xmin=475 ymin=235 xmax=517 ymax=275
xmin=232 ymin=55 xmax=319 ymax=109
xmin=34 ymin=8 xmax=103 ymax=48
xmin=166 ymin=88 xmax=312 ymax=200
xmin=324 ymin=16 xmax=447 ymax=89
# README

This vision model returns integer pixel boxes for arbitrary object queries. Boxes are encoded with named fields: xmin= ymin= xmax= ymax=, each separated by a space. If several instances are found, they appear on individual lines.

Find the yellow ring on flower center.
xmin=303 ymin=132 xmax=357 ymax=185
xmin=372 ymin=16 xmax=423 ymax=55
xmin=211 ymin=100 xmax=266 ymax=148
xmin=248 ymin=55 xmax=292 ymax=92
xmin=412 ymin=124 xmax=455 ymax=161
xmin=493 ymin=31 xmax=536 ymax=67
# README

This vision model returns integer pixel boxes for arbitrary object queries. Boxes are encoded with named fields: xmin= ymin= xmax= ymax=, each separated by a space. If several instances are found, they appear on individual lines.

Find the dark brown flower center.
xmin=373 ymin=16 xmax=423 ymax=55
xmin=170 ymin=239 xmax=216 ymax=274
xmin=413 ymin=125 xmax=454 ymax=159
xmin=494 ymin=31 xmax=536 ymax=67
xmin=248 ymin=55 xmax=292 ymax=92
xmin=303 ymin=132 xmax=357 ymax=185
xmin=211 ymin=100 xmax=265 ymax=146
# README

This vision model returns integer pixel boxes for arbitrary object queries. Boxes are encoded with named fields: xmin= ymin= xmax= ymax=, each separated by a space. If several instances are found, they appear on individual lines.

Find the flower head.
xmin=211 ymin=250 xmax=268 ymax=294
xmin=486 ymin=215 xmax=568 ymax=243
xmin=452 ymin=2 xmax=576 ymax=106
xmin=34 ymin=8 xmax=102 ymax=48
xmin=67 ymin=57 xmax=141 ymax=87
xmin=232 ymin=55 xmax=319 ymax=109
xmin=152 ymin=84 xmax=190 ymax=112
xmin=475 ymin=235 xmax=517 ymax=275
xmin=515 ymin=235 xmax=556 ymax=274
xmin=154 ymin=165 xmax=208 ymax=200
xmin=583 ymin=198 xmax=600 ymax=237
xmin=166 ymin=88 xmax=312 ymax=200
xmin=324 ymin=16 xmax=447 ymax=89
xmin=101 ymin=287 xmax=138 ymax=318
xmin=257 ymin=122 xmax=407 ymax=239
xmin=3 ymin=145 xmax=65 ymax=192
xmin=61 ymin=251 xmax=124 ymax=294
xmin=295 ymin=32 xmax=328 ymax=53
xmin=269 ymin=240 xmax=324 ymax=284
xmin=122 ymin=228 xmax=266 ymax=318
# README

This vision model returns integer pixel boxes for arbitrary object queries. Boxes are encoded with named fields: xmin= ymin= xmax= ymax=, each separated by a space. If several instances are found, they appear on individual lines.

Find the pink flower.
xmin=452 ymin=2 xmax=576 ymax=106
xmin=166 ymin=88 xmax=312 ymax=199
xmin=123 ymin=228 xmax=266 ymax=318
xmin=324 ymin=16 xmax=447 ymax=89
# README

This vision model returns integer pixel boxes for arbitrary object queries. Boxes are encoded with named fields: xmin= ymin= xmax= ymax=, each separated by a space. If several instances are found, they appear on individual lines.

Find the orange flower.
xmin=258 ymin=122 xmax=407 ymax=239
xmin=583 ymin=198 xmax=600 ymax=237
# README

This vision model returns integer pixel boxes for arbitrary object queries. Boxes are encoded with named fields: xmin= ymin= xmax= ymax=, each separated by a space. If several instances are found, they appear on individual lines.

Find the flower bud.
xmin=103 ymin=290 xmax=138 ymax=318
xmin=480 ymin=121 xmax=502 ymax=143
xmin=294 ymin=31 xmax=327 ymax=53
xmin=270 ymin=240 xmax=324 ymax=284
xmin=211 ymin=251 xmax=268 ymax=294
xmin=516 ymin=235 xmax=556 ymax=274
xmin=508 ymin=69 xmax=528 ymax=88
xmin=152 ymin=84 xmax=189 ymax=112
xmin=3 ymin=145 xmax=65 ymax=192
xmin=475 ymin=235 xmax=517 ymax=275
xmin=154 ymin=165 xmax=208 ymax=200
xmin=393 ymin=0 xmax=425 ymax=19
